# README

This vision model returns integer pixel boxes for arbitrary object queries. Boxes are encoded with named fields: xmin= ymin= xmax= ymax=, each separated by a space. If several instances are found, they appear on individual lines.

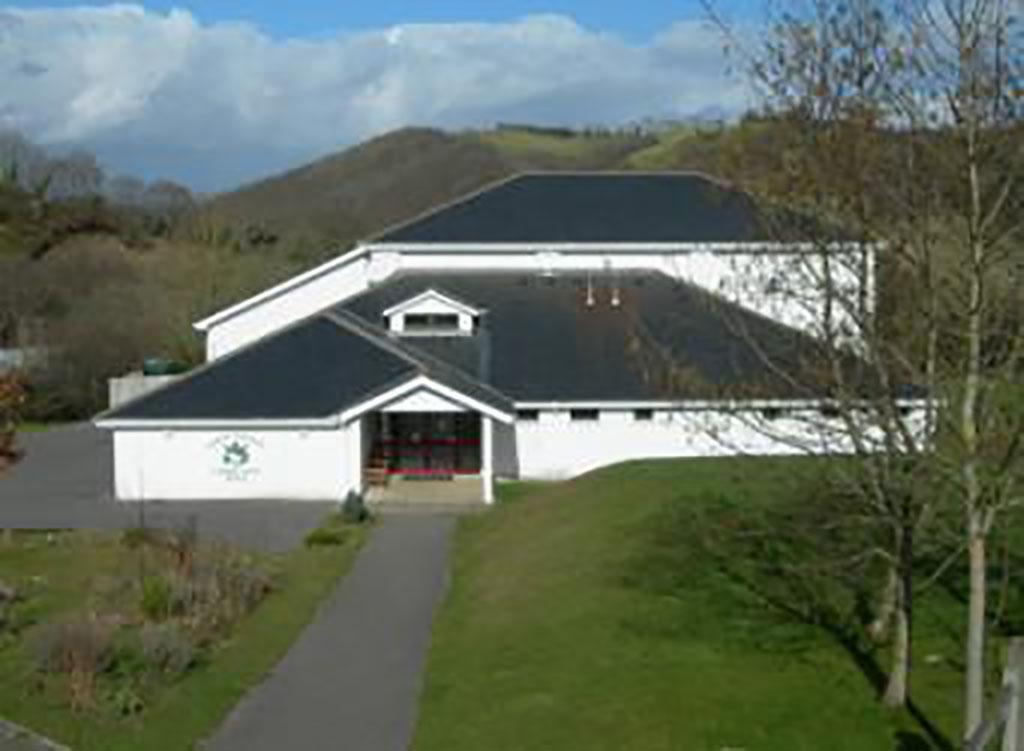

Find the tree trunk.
xmin=964 ymin=522 xmax=987 ymax=739
xmin=883 ymin=587 xmax=910 ymax=707
xmin=869 ymin=563 xmax=898 ymax=642
xmin=883 ymin=522 xmax=913 ymax=708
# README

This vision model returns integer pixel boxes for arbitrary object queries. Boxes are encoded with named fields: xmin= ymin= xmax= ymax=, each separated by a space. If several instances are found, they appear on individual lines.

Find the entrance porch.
xmin=363 ymin=411 xmax=495 ymax=505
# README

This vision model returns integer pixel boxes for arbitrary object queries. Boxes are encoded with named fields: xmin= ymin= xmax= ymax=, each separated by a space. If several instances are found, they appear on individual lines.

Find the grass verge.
xmin=413 ymin=458 xmax=971 ymax=751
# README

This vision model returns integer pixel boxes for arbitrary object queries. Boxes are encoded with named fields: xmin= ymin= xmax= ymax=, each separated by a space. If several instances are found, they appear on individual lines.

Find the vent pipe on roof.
xmin=586 ymin=271 xmax=595 ymax=307
xmin=604 ymin=258 xmax=621 ymax=308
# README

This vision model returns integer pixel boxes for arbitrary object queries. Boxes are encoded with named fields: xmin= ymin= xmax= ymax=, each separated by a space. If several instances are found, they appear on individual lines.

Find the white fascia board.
xmin=340 ymin=375 xmax=513 ymax=425
xmin=94 ymin=417 xmax=341 ymax=431
xmin=365 ymin=241 xmax=863 ymax=255
xmin=513 ymin=397 xmax=931 ymax=411
xmin=193 ymin=245 xmax=369 ymax=332
xmin=382 ymin=288 xmax=481 ymax=318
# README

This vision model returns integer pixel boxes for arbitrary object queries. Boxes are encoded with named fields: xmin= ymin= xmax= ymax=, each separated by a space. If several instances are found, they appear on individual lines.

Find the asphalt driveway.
xmin=0 ymin=424 xmax=335 ymax=551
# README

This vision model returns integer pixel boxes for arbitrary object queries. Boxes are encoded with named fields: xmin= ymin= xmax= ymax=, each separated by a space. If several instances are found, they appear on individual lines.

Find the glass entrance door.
xmin=371 ymin=413 xmax=481 ymax=475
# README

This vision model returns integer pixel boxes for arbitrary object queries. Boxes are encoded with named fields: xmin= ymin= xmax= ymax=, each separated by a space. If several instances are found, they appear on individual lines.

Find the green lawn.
xmin=414 ymin=458 xmax=970 ymax=751
xmin=0 ymin=523 xmax=367 ymax=750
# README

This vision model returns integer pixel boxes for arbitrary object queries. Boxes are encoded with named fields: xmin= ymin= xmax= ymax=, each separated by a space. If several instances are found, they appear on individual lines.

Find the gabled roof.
xmin=372 ymin=172 xmax=786 ymax=245
xmin=97 ymin=310 xmax=513 ymax=425
xmin=382 ymin=288 xmax=481 ymax=318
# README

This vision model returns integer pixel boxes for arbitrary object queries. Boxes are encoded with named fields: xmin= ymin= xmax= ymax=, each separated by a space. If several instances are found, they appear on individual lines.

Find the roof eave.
xmin=94 ymin=416 xmax=343 ymax=430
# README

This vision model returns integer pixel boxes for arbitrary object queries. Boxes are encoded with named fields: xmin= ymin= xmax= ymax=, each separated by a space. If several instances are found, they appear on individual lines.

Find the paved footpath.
xmin=205 ymin=514 xmax=455 ymax=751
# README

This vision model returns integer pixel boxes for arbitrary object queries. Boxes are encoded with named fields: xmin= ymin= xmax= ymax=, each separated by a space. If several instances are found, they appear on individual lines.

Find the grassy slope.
xmin=0 ymin=528 xmax=367 ymax=751
xmin=473 ymin=129 xmax=654 ymax=168
xmin=209 ymin=128 xmax=516 ymax=243
xmin=415 ymin=459 xmax=963 ymax=751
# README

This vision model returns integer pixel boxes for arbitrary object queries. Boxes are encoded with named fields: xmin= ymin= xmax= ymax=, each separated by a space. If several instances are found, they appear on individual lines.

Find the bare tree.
xmin=703 ymin=0 xmax=1023 ymax=729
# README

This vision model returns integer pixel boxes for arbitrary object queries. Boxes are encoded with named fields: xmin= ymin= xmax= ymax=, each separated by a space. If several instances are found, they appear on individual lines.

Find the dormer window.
xmin=383 ymin=288 xmax=481 ymax=337
xmin=405 ymin=313 xmax=459 ymax=333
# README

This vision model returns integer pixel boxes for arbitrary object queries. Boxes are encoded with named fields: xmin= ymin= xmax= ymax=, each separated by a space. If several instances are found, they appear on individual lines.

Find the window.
xmin=633 ymin=409 xmax=654 ymax=421
xmin=570 ymin=409 xmax=600 ymax=422
xmin=516 ymin=409 xmax=540 ymax=422
xmin=404 ymin=313 xmax=459 ymax=332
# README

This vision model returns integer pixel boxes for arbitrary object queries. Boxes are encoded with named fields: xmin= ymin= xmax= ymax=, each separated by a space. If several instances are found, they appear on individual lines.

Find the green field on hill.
xmin=413 ymin=458 xmax=981 ymax=751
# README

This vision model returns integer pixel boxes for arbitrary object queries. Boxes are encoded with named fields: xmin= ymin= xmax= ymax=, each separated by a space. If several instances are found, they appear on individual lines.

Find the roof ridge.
xmin=321 ymin=309 xmax=426 ymax=370
xmin=324 ymin=308 xmax=514 ymax=407
xmin=360 ymin=172 xmax=523 ymax=245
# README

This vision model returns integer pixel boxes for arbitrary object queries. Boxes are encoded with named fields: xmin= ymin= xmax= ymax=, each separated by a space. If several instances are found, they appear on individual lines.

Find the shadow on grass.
xmin=621 ymin=490 xmax=956 ymax=751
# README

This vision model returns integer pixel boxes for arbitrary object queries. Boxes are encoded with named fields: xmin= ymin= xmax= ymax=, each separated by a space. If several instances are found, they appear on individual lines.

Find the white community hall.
xmin=95 ymin=172 xmax=917 ymax=505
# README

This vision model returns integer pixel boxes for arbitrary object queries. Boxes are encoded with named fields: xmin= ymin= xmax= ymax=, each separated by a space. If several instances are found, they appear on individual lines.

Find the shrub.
xmin=304 ymin=498 xmax=367 ymax=547
xmin=166 ymin=517 xmax=198 ymax=577
xmin=304 ymin=526 xmax=349 ymax=547
xmin=28 ymin=618 xmax=113 ymax=710
xmin=139 ymin=623 xmax=196 ymax=677
xmin=109 ymin=685 xmax=145 ymax=716
xmin=120 ymin=526 xmax=164 ymax=550
xmin=140 ymin=576 xmax=174 ymax=621
xmin=0 ymin=374 xmax=26 ymax=462
xmin=341 ymin=491 xmax=370 ymax=524
xmin=228 ymin=567 xmax=273 ymax=614
xmin=0 ymin=581 xmax=16 ymax=634
xmin=180 ymin=551 xmax=274 ymax=637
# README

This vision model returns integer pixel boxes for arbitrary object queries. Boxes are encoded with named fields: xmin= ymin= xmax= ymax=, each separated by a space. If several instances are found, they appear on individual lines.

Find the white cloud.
xmin=0 ymin=5 xmax=751 ymax=189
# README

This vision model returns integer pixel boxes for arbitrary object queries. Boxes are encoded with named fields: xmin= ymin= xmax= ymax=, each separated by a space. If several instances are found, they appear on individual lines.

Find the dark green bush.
xmin=341 ymin=491 xmax=370 ymax=524
xmin=304 ymin=526 xmax=349 ymax=547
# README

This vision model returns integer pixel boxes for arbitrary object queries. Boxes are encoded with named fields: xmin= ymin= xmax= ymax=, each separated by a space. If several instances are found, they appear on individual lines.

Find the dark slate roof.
xmin=328 ymin=309 xmax=515 ymax=414
xmin=341 ymin=271 xmax=827 ymax=402
xmin=373 ymin=172 xmax=807 ymax=245
xmin=101 ymin=312 xmax=513 ymax=422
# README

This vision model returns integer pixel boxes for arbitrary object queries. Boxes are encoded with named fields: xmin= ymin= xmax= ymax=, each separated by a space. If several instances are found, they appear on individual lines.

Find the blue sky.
xmin=0 ymin=3 xmax=759 ymax=190
xmin=8 ymin=1 xmax=760 ymax=40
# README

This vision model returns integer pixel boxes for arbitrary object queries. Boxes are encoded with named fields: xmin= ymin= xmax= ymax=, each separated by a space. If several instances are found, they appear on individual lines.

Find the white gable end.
xmin=381 ymin=387 xmax=468 ymax=413
xmin=383 ymin=289 xmax=480 ymax=336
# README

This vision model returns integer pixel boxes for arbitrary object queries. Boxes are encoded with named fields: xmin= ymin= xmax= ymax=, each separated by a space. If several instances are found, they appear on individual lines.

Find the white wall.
xmin=381 ymin=387 xmax=468 ymax=413
xmin=108 ymin=374 xmax=180 ymax=409
xmin=203 ymin=252 xmax=377 ymax=360
xmin=506 ymin=407 xmax=925 ymax=480
xmin=113 ymin=426 xmax=356 ymax=501
xmin=202 ymin=245 xmax=866 ymax=360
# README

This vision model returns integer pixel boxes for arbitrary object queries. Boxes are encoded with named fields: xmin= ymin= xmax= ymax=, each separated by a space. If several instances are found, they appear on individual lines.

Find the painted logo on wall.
xmin=208 ymin=434 xmax=263 ymax=482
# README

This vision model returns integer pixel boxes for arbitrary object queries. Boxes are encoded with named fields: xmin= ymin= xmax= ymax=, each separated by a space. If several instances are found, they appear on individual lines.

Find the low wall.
xmin=0 ymin=347 xmax=48 ymax=374
xmin=108 ymin=373 xmax=180 ymax=409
